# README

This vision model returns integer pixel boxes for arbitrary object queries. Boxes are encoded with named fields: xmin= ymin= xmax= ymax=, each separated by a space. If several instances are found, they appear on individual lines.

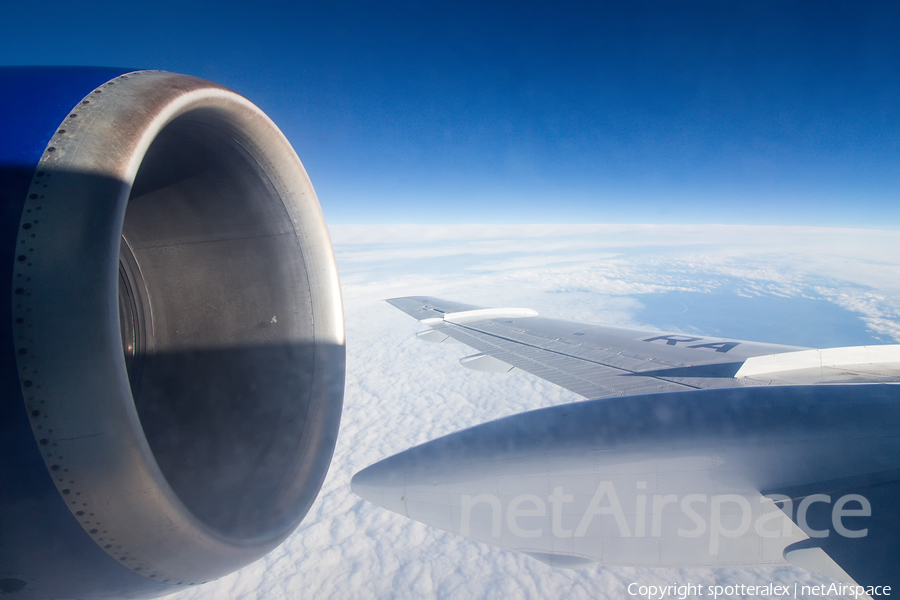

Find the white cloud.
xmin=169 ymin=224 xmax=898 ymax=600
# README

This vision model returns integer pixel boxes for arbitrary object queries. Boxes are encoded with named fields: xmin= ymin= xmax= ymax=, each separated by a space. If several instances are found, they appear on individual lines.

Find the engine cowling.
xmin=0 ymin=68 xmax=345 ymax=599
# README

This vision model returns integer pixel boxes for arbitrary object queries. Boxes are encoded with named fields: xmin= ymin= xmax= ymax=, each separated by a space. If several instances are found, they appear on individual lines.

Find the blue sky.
xmin=2 ymin=1 xmax=899 ymax=225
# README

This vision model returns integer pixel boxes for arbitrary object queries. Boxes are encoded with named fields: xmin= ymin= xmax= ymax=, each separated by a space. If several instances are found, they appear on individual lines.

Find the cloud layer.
xmin=168 ymin=224 xmax=898 ymax=600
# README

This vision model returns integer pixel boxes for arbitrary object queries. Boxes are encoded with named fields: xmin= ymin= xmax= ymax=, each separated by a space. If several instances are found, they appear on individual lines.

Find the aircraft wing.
xmin=354 ymin=296 xmax=900 ymax=589
xmin=387 ymin=296 xmax=900 ymax=399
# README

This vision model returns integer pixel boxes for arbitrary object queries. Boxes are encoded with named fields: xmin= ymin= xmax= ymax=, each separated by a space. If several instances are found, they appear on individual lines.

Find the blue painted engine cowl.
xmin=0 ymin=68 xmax=345 ymax=599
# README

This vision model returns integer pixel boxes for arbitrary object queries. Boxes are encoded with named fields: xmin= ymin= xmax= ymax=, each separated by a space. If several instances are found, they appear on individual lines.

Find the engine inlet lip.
xmin=12 ymin=70 xmax=344 ymax=585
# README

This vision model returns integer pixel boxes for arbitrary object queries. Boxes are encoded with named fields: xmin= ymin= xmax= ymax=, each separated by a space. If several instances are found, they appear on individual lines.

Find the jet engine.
xmin=0 ymin=68 xmax=345 ymax=599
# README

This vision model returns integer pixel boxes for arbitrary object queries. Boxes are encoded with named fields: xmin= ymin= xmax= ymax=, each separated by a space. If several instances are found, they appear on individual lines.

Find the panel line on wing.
xmin=442 ymin=320 xmax=704 ymax=398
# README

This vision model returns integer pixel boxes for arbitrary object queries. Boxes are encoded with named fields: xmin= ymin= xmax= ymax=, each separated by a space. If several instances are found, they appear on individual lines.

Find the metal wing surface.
xmin=366 ymin=296 xmax=900 ymax=586
xmin=387 ymin=296 xmax=810 ymax=399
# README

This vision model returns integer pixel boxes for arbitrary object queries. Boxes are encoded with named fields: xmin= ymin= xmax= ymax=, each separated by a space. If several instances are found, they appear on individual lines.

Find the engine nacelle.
xmin=0 ymin=68 xmax=344 ymax=598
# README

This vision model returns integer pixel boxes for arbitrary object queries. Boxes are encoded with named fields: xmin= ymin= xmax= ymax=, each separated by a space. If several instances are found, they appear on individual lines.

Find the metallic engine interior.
xmin=119 ymin=112 xmax=319 ymax=540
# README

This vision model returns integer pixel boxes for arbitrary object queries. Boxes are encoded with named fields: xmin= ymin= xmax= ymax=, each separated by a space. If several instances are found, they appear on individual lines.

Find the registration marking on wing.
xmin=643 ymin=335 xmax=740 ymax=353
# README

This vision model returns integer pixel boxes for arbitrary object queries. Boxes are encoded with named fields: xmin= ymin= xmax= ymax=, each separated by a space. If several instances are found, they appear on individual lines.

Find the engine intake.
xmin=0 ymin=69 xmax=344 ymax=598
